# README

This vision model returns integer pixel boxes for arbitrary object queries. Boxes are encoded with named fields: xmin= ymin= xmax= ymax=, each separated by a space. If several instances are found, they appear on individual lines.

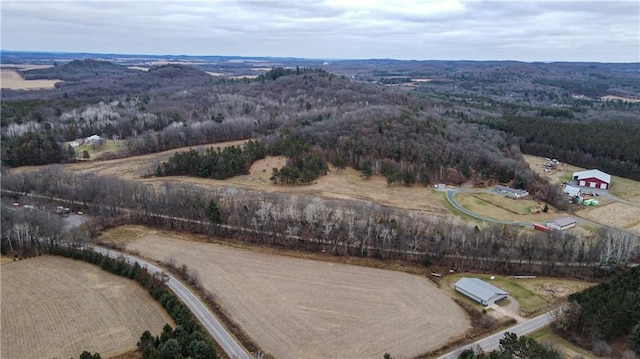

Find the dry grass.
xmin=530 ymin=327 xmax=599 ymax=359
xmin=15 ymin=141 xmax=451 ymax=217
xmin=71 ymin=139 xmax=128 ymax=160
xmin=1 ymin=256 xmax=173 ymax=359
xmin=0 ymin=70 xmax=61 ymax=89
xmin=95 ymin=225 xmax=158 ymax=247
xmin=0 ymin=64 xmax=55 ymax=70
xmin=455 ymin=193 xmax=561 ymax=222
xmin=579 ymin=202 xmax=640 ymax=235
xmin=523 ymin=154 xmax=640 ymax=203
xmin=441 ymin=274 xmax=593 ymax=317
xmin=126 ymin=234 xmax=470 ymax=359
xmin=608 ymin=178 xmax=640 ymax=202
xmin=513 ymin=277 xmax=594 ymax=303
xmin=13 ymin=139 xmax=247 ymax=178
xmin=601 ymin=95 xmax=640 ymax=103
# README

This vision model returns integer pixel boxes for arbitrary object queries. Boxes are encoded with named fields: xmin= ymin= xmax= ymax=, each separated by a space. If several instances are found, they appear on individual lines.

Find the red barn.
xmin=572 ymin=169 xmax=611 ymax=190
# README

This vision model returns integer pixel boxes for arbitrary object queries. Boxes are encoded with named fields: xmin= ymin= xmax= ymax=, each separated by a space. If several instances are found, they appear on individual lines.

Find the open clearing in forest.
xmin=16 ymin=140 xmax=450 ymax=217
xmin=1 ymin=256 xmax=172 ymax=359
xmin=523 ymin=154 xmax=640 ymax=203
xmin=600 ymin=95 xmax=640 ymax=103
xmin=0 ymin=70 xmax=61 ymax=89
xmin=127 ymin=234 xmax=470 ymax=359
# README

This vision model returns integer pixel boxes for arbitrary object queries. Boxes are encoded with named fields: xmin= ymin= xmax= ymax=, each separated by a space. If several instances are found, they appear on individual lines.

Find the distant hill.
xmin=143 ymin=64 xmax=211 ymax=81
xmin=21 ymin=59 xmax=137 ymax=81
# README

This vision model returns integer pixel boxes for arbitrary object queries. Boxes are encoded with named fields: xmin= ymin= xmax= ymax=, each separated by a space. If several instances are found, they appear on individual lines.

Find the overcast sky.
xmin=1 ymin=0 xmax=639 ymax=62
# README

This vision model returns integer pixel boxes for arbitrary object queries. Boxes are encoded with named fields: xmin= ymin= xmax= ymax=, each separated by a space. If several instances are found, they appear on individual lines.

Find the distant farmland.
xmin=1 ymin=256 xmax=172 ymax=359
xmin=127 ymin=233 xmax=470 ymax=359
xmin=0 ymin=70 xmax=61 ymax=89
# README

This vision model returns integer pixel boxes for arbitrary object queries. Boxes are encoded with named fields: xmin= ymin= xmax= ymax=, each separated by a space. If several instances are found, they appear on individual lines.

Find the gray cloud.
xmin=1 ymin=0 xmax=638 ymax=61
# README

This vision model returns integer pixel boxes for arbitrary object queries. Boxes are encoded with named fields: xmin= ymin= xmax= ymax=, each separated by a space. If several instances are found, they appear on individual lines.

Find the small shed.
xmin=563 ymin=185 xmax=581 ymax=197
xmin=573 ymin=169 xmax=611 ymax=190
xmin=454 ymin=277 xmax=508 ymax=306
xmin=547 ymin=217 xmax=577 ymax=231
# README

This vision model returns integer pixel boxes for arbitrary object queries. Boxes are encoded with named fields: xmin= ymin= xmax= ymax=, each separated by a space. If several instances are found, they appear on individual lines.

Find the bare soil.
xmin=1 ymin=256 xmax=172 ymax=359
xmin=126 ymin=234 xmax=470 ymax=359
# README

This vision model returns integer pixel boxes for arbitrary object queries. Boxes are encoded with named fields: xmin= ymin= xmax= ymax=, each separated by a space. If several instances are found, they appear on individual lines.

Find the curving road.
xmin=445 ymin=189 xmax=532 ymax=227
xmin=93 ymin=247 xmax=251 ymax=359
xmin=436 ymin=311 xmax=554 ymax=359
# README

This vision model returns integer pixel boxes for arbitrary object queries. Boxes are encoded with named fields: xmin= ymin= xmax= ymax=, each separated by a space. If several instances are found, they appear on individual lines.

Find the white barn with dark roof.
xmin=454 ymin=277 xmax=508 ymax=306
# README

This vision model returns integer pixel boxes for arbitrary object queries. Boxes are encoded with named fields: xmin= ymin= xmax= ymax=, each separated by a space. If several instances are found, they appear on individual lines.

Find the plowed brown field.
xmin=127 ymin=234 xmax=470 ymax=359
xmin=1 ymin=256 xmax=172 ymax=359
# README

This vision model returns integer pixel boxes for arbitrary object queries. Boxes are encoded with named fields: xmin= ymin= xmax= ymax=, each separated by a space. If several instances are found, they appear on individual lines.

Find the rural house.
xmin=85 ymin=134 xmax=103 ymax=144
xmin=573 ymin=169 xmax=611 ymax=190
xmin=546 ymin=217 xmax=577 ymax=231
xmin=454 ymin=277 xmax=508 ymax=306
xmin=495 ymin=185 xmax=529 ymax=198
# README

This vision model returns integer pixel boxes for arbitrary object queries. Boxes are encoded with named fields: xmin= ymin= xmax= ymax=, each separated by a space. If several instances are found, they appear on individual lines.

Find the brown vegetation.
xmin=0 ymin=256 xmax=172 ymax=359
xmin=126 ymin=233 xmax=469 ymax=359
xmin=0 ymin=70 xmax=61 ymax=89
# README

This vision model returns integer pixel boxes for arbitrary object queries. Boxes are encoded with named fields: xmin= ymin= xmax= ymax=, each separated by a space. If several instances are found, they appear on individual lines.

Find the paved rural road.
xmin=436 ymin=311 xmax=554 ymax=359
xmin=445 ymin=189 xmax=532 ymax=227
xmin=93 ymin=247 xmax=252 ymax=359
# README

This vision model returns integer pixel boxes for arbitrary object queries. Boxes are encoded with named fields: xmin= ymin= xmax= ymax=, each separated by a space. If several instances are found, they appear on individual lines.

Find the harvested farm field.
xmin=127 ymin=234 xmax=470 ymax=359
xmin=1 ymin=256 xmax=172 ymax=359
xmin=579 ymin=202 xmax=640 ymax=235
xmin=0 ymin=69 xmax=61 ymax=89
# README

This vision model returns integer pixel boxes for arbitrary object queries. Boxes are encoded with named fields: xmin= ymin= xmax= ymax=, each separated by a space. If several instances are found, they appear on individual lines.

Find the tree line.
xmin=457 ymin=332 xmax=562 ymax=359
xmin=4 ymin=168 xmax=637 ymax=278
xmin=482 ymin=116 xmax=640 ymax=181
xmin=555 ymin=266 xmax=640 ymax=357
xmin=50 ymin=245 xmax=218 ymax=359
xmin=155 ymin=140 xmax=266 ymax=179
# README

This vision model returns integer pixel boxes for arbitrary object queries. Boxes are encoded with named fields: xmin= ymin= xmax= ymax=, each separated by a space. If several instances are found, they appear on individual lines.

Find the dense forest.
xmin=477 ymin=116 xmax=640 ymax=181
xmin=3 ymin=59 xmax=638 ymax=197
xmin=155 ymin=140 xmax=266 ymax=179
xmin=555 ymin=266 xmax=640 ymax=356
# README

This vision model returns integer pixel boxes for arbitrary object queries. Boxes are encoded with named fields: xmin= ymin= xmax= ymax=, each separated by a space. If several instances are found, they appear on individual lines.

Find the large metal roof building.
xmin=454 ymin=277 xmax=508 ymax=306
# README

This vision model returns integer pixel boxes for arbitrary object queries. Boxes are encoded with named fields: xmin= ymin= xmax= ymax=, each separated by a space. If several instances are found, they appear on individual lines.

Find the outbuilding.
xmin=495 ymin=185 xmax=529 ymax=198
xmin=454 ymin=277 xmax=508 ymax=306
xmin=573 ymin=169 xmax=611 ymax=190
xmin=546 ymin=217 xmax=577 ymax=231
xmin=563 ymin=185 xmax=581 ymax=197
